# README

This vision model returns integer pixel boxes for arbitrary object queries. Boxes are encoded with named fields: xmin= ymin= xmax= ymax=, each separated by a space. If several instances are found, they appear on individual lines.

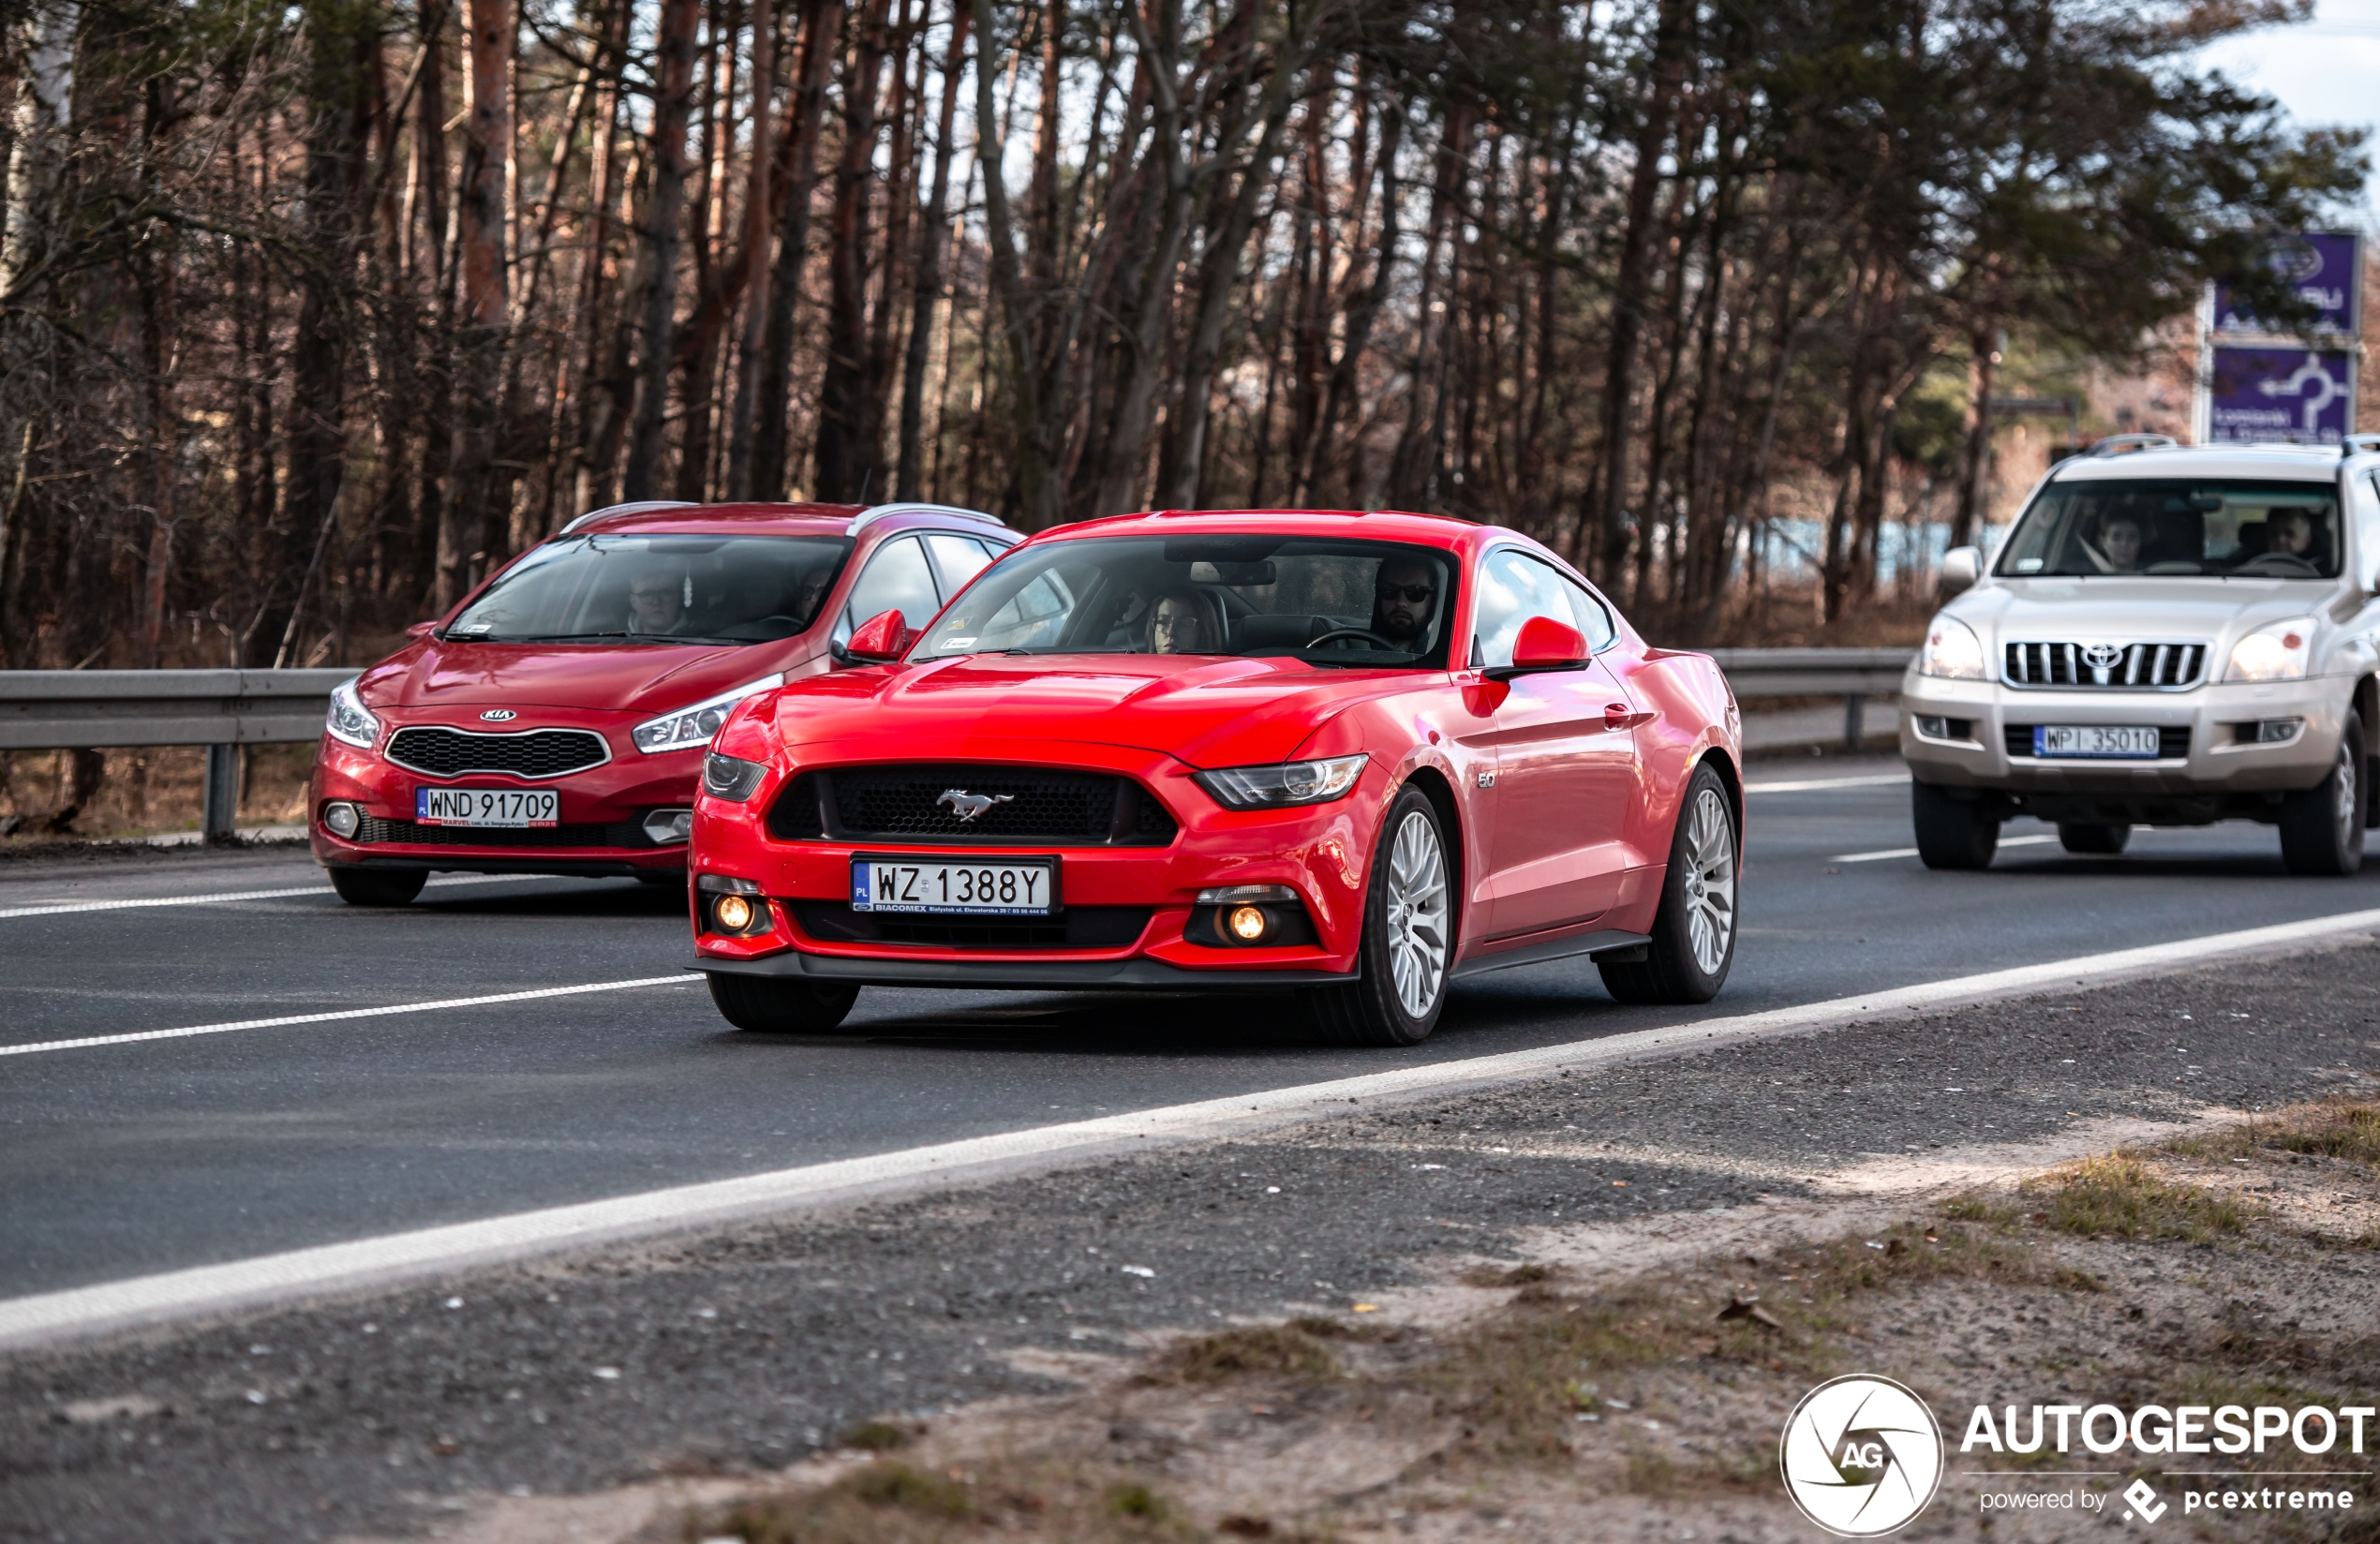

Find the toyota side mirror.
xmin=1484 ymin=616 xmax=1589 ymax=681
xmin=1940 ymin=545 xmax=1983 ymax=596
xmin=842 ymin=608 xmax=912 ymax=663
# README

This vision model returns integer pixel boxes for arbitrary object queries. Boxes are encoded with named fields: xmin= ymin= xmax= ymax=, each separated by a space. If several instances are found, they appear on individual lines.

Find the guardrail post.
xmin=202 ymin=744 xmax=238 ymax=844
xmin=1843 ymin=693 xmax=1866 ymax=752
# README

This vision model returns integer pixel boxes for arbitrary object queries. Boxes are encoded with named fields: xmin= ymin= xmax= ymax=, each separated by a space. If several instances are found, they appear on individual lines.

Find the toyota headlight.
xmin=2224 ymin=617 xmax=2316 ymax=683
xmin=631 ymin=675 xmax=786 ymax=753
xmin=325 ymin=678 xmax=381 ymax=749
xmin=1193 ymin=754 xmax=1367 ymax=809
xmin=1917 ymin=615 xmax=1989 ymax=680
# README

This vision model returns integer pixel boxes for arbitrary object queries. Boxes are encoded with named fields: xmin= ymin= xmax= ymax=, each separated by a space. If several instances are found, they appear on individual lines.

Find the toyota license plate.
xmin=2032 ymin=725 xmax=2161 ymax=759
xmin=415 ymin=787 xmax=560 ymax=826
xmin=852 ymin=858 xmax=1055 ymax=915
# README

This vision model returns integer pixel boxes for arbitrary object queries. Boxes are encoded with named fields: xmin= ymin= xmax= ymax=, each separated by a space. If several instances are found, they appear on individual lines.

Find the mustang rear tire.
xmin=2279 ymin=712 xmax=2366 ymax=877
xmin=2058 ymin=822 xmax=2130 ymax=854
xmin=1911 ymin=780 xmax=2000 ymax=870
xmin=1599 ymin=762 xmax=1737 ymax=1005
xmin=706 ymin=972 xmax=862 ymax=1033
xmin=328 ymin=867 xmax=426 ymax=907
xmin=1308 ymin=786 xmax=1451 ymax=1047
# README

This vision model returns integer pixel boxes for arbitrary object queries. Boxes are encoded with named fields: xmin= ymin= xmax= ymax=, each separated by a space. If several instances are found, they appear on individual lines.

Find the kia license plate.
xmin=2032 ymin=724 xmax=2161 ymax=759
xmin=415 ymin=787 xmax=560 ymax=826
xmin=851 ymin=857 xmax=1055 ymax=915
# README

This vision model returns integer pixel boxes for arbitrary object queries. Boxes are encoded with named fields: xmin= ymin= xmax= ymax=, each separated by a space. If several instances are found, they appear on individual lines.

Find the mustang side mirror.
xmin=842 ymin=608 xmax=913 ymax=663
xmin=1939 ymin=545 xmax=1983 ymax=596
xmin=1484 ymin=615 xmax=1588 ymax=681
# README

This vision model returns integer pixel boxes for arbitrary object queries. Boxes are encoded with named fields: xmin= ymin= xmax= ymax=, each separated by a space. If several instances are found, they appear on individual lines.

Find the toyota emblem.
xmin=480 ymin=708 xmax=518 ymax=722
xmin=2080 ymin=644 xmax=2125 ymax=671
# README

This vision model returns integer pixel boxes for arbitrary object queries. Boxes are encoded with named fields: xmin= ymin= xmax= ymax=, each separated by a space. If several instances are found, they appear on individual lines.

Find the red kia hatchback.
xmin=688 ymin=509 xmax=1745 ymax=1045
xmin=309 ymin=500 xmax=1013 ymax=903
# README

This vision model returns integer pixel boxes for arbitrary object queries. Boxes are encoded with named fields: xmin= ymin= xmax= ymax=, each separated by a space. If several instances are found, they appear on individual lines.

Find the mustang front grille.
xmin=2002 ymin=641 xmax=2207 ymax=690
xmin=386 ymin=725 xmax=611 ymax=778
xmin=767 ymin=765 xmax=1178 ymax=846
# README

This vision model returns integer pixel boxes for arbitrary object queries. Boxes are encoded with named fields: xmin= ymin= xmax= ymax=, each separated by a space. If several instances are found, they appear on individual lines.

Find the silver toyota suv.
xmin=1901 ymin=433 xmax=2380 ymax=874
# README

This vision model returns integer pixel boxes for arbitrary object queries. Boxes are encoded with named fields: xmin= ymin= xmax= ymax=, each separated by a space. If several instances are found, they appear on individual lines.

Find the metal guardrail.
xmin=0 ymin=669 xmax=351 ymax=841
xmin=0 ymin=650 xmax=1915 ymax=841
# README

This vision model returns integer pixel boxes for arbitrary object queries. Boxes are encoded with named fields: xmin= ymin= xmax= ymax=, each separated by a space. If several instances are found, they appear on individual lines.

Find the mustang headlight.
xmin=631 ymin=674 xmax=786 ymax=754
xmin=1917 ymin=614 xmax=1989 ymax=680
xmin=701 ymin=752 xmax=768 ymax=802
xmin=2224 ymin=617 xmax=2316 ymax=683
xmin=325 ymin=678 xmax=381 ymax=749
xmin=1193 ymin=753 xmax=1367 ymax=810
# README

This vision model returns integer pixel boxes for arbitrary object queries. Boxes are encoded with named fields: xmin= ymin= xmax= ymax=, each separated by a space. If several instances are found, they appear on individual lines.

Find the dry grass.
xmin=2024 ymin=1152 xmax=2254 ymax=1241
xmin=1134 ymin=1323 xmax=1342 ymax=1387
xmin=2177 ymin=1098 xmax=2380 ymax=1169
xmin=699 ymin=1458 xmax=1206 ymax=1544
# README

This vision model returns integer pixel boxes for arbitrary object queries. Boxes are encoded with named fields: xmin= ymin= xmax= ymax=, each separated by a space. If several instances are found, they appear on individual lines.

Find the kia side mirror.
xmin=1940 ymin=545 xmax=1983 ymax=596
xmin=405 ymin=621 xmax=438 ymax=640
xmin=842 ymin=608 xmax=912 ymax=663
xmin=1484 ymin=616 xmax=1588 ymax=681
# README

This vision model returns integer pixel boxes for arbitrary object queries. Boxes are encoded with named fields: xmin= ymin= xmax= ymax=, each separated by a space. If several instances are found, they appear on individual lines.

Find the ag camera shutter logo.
xmin=1780 ymin=1374 xmax=1945 ymax=1536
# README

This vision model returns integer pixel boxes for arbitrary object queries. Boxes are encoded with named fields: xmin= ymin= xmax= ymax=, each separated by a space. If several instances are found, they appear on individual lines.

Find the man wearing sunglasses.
xmin=1371 ymin=557 xmax=1438 ymax=647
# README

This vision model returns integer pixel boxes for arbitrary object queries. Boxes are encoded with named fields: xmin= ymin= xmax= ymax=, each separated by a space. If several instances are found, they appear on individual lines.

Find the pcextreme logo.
xmin=1779 ymin=1374 xmax=1946 ymax=1537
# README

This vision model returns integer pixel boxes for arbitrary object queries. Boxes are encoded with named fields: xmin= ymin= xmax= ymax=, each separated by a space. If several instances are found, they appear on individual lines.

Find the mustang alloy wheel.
xmin=1599 ymin=762 xmax=1738 ymax=1004
xmin=1310 ymin=785 xmax=1451 ymax=1047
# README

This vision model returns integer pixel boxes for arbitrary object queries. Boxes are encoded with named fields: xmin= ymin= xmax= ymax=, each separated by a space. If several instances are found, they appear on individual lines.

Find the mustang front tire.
xmin=1308 ymin=786 xmax=1451 ymax=1047
xmin=1599 ymin=762 xmax=1737 ymax=1005
xmin=328 ymin=868 xmax=426 ymax=907
xmin=707 ymin=972 xmax=863 ymax=1033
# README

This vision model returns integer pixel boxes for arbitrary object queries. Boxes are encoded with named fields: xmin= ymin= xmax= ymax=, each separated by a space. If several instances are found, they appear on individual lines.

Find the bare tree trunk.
xmin=751 ymin=0 xmax=846 ymax=498
xmin=721 ymin=0 xmax=780 ymax=497
xmin=620 ymin=0 xmax=704 ymax=499
xmin=436 ymin=0 xmax=513 ymax=609
xmin=972 ymin=0 xmax=1061 ymax=528
xmin=896 ymin=0 xmax=969 ymax=500
xmin=814 ymin=0 xmax=893 ymax=501
xmin=566 ymin=0 xmax=633 ymax=514
xmin=0 ymin=0 xmax=77 ymax=299
xmin=1299 ymin=94 xmax=1399 ymax=506
xmin=1951 ymin=316 xmax=1996 ymax=550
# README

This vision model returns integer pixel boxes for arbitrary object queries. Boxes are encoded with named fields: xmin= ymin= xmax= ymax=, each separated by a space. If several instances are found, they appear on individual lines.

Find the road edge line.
xmin=7 ymin=905 xmax=2379 ymax=1352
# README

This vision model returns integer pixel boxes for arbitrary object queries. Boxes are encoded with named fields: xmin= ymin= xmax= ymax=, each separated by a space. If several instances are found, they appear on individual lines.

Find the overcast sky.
xmin=2196 ymin=0 xmax=2380 ymax=228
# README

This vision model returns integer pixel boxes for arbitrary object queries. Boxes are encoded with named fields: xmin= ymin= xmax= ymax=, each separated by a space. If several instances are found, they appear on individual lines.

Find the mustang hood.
xmin=358 ymin=639 xmax=782 ymax=715
xmin=767 ymin=653 xmax=1398 ymax=767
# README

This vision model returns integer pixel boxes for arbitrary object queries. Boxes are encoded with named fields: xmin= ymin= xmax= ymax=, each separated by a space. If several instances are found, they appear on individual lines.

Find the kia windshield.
xmin=912 ymin=535 xmax=1458 ymax=669
xmin=444 ymin=534 xmax=854 ymax=644
xmin=1995 ymin=478 xmax=2342 ymax=579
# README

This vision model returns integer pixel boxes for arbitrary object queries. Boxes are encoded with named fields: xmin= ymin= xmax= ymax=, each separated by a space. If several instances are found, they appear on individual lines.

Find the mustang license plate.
xmin=852 ymin=858 xmax=1055 ymax=915
xmin=414 ymin=787 xmax=560 ymax=826
xmin=2032 ymin=724 xmax=2161 ymax=760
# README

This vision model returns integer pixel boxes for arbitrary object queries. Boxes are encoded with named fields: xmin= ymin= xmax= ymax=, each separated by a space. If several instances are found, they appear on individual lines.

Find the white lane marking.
xmin=1744 ymin=771 xmax=1911 ymax=794
xmin=1831 ymin=835 xmax=2060 ymax=864
xmin=0 ymin=872 xmax=573 ymax=921
xmin=0 ymin=976 xmax=694 ymax=1059
xmin=8 ymin=903 xmax=2379 ymax=1350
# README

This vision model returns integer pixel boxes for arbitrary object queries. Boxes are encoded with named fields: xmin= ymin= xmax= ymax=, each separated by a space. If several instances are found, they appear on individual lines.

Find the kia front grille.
xmin=2001 ymin=641 xmax=2207 ymax=690
xmin=385 ymin=725 xmax=612 ymax=778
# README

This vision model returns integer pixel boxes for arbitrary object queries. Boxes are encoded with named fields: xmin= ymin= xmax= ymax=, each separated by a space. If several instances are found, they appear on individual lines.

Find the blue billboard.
xmin=2205 ymin=346 xmax=2356 ymax=445
xmin=2213 ymin=231 xmax=2361 ymax=338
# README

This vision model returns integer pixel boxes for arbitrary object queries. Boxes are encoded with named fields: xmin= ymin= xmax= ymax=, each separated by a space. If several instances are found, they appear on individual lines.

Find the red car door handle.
xmin=1604 ymin=703 xmax=1649 ymax=731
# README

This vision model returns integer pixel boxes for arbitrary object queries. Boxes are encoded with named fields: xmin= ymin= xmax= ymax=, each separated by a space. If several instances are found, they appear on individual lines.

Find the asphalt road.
xmin=5 ymin=755 xmax=2377 ymax=1303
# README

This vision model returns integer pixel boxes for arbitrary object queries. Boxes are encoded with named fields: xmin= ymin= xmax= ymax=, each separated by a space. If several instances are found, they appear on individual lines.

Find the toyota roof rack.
xmin=846 ymin=502 xmax=1010 ymax=534
xmin=2343 ymin=433 xmax=2380 ymax=459
xmin=558 ymin=499 xmax=697 ymax=534
xmin=2086 ymin=433 xmax=2179 ymax=458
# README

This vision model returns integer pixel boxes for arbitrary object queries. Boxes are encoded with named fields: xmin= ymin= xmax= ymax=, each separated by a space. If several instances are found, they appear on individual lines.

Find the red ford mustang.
xmin=309 ymin=500 xmax=1013 ymax=902
xmin=687 ymin=510 xmax=1744 ymax=1046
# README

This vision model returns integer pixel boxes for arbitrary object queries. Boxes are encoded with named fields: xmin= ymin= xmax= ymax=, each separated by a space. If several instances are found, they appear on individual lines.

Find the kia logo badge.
xmin=480 ymin=708 xmax=518 ymax=722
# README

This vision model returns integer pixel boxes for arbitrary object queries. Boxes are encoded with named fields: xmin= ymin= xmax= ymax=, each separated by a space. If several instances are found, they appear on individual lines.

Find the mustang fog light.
xmin=322 ymin=801 xmax=362 ymax=839
xmin=714 ymin=895 xmax=757 ymax=932
xmin=1226 ymin=904 xmax=1270 ymax=943
xmin=697 ymin=872 xmax=769 ymax=936
xmin=642 ymin=807 xmax=694 ymax=845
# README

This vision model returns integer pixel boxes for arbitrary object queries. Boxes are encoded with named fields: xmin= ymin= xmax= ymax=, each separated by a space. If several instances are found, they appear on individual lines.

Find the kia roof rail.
xmin=2086 ymin=433 xmax=2179 ymax=458
xmin=847 ymin=502 xmax=1010 ymax=535
xmin=558 ymin=499 xmax=697 ymax=534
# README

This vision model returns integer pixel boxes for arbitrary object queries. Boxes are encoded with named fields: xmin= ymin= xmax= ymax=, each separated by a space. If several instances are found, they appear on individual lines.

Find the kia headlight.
xmin=1194 ymin=754 xmax=1367 ymax=810
xmin=1917 ymin=615 xmax=1989 ymax=680
xmin=631 ymin=675 xmax=786 ymax=754
xmin=2224 ymin=617 xmax=2316 ymax=683
xmin=325 ymin=678 xmax=381 ymax=749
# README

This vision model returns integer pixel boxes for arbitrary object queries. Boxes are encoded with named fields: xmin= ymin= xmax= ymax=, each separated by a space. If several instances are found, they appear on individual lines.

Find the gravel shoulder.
xmin=6 ymin=940 xmax=2380 ymax=1543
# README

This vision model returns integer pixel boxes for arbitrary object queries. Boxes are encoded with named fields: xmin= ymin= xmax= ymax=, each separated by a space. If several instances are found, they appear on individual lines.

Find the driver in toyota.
xmin=1372 ymin=558 xmax=1436 ymax=646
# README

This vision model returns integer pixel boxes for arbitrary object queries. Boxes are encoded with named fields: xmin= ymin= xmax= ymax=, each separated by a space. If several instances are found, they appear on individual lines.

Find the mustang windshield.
xmin=1994 ymin=478 xmax=2343 ymax=579
xmin=913 ymin=535 xmax=1458 ymax=669
xmin=446 ymin=534 xmax=854 ymax=644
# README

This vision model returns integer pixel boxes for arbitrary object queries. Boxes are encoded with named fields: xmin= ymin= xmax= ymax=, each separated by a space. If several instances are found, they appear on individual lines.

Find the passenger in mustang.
xmin=1150 ymin=593 xmax=1210 ymax=654
xmin=1372 ymin=557 xmax=1438 ymax=646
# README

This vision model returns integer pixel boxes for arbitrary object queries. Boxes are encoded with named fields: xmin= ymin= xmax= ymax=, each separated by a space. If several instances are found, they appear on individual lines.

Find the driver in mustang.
xmin=1372 ymin=557 xmax=1437 ymax=646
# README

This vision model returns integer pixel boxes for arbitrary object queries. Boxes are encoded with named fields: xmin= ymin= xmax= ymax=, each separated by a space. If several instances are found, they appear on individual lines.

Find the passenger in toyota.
xmin=2096 ymin=514 xmax=2145 ymax=572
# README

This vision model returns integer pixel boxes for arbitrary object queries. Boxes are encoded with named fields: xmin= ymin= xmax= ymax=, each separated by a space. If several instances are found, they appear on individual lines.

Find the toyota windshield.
xmin=1994 ymin=478 xmax=2343 ymax=579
